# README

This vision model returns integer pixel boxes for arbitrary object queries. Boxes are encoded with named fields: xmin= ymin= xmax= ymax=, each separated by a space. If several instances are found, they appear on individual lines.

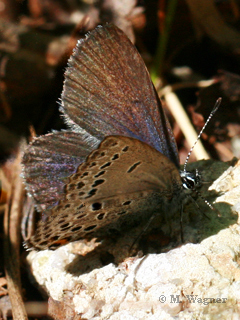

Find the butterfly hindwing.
xmin=22 ymin=131 xmax=99 ymax=212
xmin=26 ymin=136 xmax=182 ymax=250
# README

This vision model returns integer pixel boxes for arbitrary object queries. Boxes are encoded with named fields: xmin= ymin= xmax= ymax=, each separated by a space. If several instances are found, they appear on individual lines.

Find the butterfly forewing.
xmin=26 ymin=136 xmax=183 ymax=250
xmin=62 ymin=24 xmax=179 ymax=167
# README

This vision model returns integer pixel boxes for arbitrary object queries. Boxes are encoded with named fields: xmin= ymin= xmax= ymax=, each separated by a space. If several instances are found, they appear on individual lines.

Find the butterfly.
xmin=22 ymin=24 xmax=202 ymax=250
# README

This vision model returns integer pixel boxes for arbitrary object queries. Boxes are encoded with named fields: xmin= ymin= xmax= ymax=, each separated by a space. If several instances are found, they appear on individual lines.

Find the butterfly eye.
xmin=182 ymin=176 xmax=195 ymax=190
xmin=180 ymin=170 xmax=201 ymax=191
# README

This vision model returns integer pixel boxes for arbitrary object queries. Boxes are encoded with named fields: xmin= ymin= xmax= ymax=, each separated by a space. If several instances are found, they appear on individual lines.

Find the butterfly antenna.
xmin=195 ymin=189 xmax=221 ymax=217
xmin=183 ymin=97 xmax=222 ymax=172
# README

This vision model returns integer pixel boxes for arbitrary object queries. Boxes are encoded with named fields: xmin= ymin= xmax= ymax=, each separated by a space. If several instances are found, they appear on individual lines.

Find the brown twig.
xmin=3 ymin=147 xmax=28 ymax=320
xmin=159 ymin=87 xmax=210 ymax=160
xmin=185 ymin=0 xmax=240 ymax=51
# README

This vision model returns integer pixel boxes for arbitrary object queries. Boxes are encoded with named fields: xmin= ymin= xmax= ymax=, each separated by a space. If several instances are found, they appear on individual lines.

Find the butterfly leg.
xmin=128 ymin=213 xmax=158 ymax=254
